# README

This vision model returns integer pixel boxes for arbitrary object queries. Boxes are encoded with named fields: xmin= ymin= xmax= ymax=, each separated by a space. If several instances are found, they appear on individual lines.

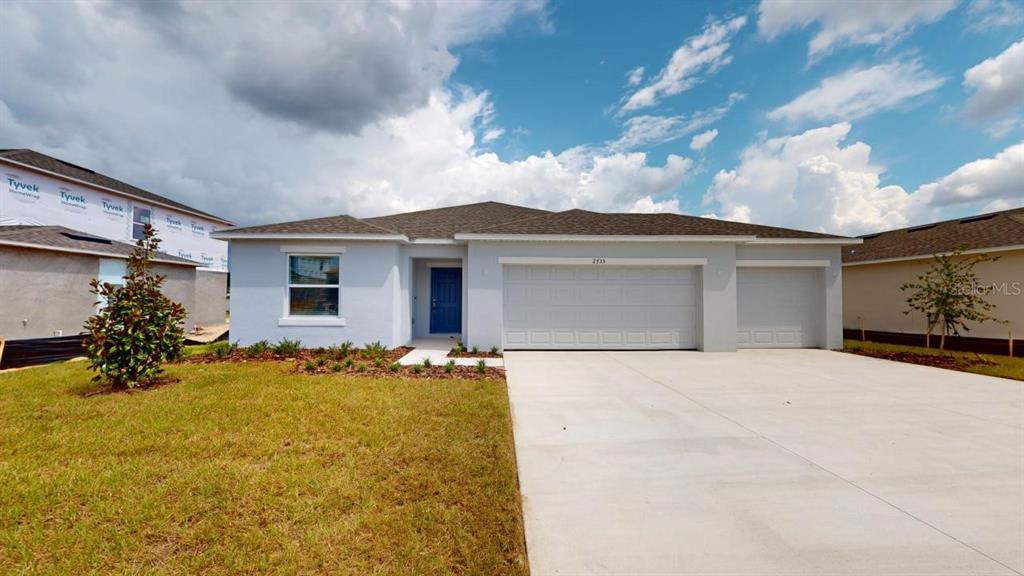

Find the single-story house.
xmin=843 ymin=207 xmax=1023 ymax=348
xmin=213 ymin=202 xmax=859 ymax=352
xmin=0 ymin=225 xmax=225 ymax=340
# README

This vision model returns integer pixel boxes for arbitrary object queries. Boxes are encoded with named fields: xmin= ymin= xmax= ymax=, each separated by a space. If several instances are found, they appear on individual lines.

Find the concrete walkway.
xmin=505 ymin=349 xmax=1024 ymax=575
xmin=398 ymin=337 xmax=504 ymax=367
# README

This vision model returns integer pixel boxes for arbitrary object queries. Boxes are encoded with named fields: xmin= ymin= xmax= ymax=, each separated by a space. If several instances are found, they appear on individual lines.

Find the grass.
xmin=0 ymin=360 xmax=527 ymax=575
xmin=844 ymin=339 xmax=1024 ymax=381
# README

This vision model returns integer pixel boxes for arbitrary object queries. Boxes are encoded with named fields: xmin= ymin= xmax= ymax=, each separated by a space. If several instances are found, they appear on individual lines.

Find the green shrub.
xmin=363 ymin=341 xmax=388 ymax=360
xmin=444 ymin=360 xmax=455 ymax=373
xmin=344 ymin=357 xmax=354 ymax=368
xmin=388 ymin=362 xmax=401 ymax=372
xmin=356 ymin=363 xmax=368 ymax=373
xmin=476 ymin=359 xmax=487 ymax=374
xmin=471 ymin=346 xmax=479 ymax=354
xmin=373 ymin=358 xmax=383 ymax=368
xmin=273 ymin=338 xmax=302 ymax=356
xmin=490 ymin=346 xmax=500 ymax=355
xmin=210 ymin=341 xmax=237 ymax=359
xmin=330 ymin=363 xmax=342 ymax=373
xmin=452 ymin=342 xmax=465 ymax=354
xmin=411 ymin=364 xmax=423 ymax=374
xmin=316 ymin=357 xmax=327 ymax=367
xmin=83 ymin=225 xmax=187 ymax=388
xmin=245 ymin=340 xmax=271 ymax=358
xmin=326 ymin=340 xmax=353 ymax=360
xmin=303 ymin=360 xmax=316 ymax=372
xmin=422 ymin=357 xmax=432 ymax=368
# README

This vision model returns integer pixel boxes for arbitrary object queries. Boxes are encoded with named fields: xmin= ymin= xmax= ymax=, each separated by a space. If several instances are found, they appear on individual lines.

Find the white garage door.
xmin=737 ymin=268 xmax=821 ymax=348
xmin=503 ymin=265 xmax=700 ymax=349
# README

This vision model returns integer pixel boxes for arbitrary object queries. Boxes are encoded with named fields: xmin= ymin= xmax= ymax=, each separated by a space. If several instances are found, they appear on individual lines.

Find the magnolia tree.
xmin=84 ymin=224 xmax=187 ymax=388
xmin=901 ymin=250 xmax=1005 ymax=351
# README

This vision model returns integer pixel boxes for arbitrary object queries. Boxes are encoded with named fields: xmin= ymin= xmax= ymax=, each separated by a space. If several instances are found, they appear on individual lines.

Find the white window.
xmin=132 ymin=206 xmax=152 ymax=240
xmin=97 ymin=258 xmax=127 ymax=309
xmin=286 ymin=255 xmax=340 ymax=316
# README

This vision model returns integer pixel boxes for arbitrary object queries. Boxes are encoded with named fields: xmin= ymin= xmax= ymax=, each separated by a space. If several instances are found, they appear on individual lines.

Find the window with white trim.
xmin=287 ymin=255 xmax=340 ymax=316
xmin=132 ymin=206 xmax=152 ymax=240
xmin=97 ymin=258 xmax=127 ymax=309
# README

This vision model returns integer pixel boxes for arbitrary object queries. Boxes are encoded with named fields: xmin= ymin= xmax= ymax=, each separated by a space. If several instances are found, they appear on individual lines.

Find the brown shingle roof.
xmin=214 ymin=214 xmax=402 ymax=236
xmin=844 ymin=207 xmax=1024 ymax=264
xmin=364 ymin=201 xmax=550 ymax=240
xmin=462 ymin=209 xmax=847 ymax=239
xmin=0 ymin=225 xmax=198 ymax=266
xmin=0 ymin=149 xmax=231 ymax=224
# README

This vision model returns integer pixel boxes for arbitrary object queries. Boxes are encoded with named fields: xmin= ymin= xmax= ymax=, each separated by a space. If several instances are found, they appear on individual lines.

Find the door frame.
xmin=429 ymin=267 xmax=463 ymax=334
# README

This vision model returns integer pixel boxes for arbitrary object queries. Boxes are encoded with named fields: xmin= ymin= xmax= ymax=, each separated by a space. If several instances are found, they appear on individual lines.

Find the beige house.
xmin=843 ymin=208 xmax=1024 ymax=346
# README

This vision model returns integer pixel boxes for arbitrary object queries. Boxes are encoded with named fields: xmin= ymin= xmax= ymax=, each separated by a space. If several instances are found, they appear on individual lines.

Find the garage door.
xmin=503 ymin=265 xmax=699 ymax=349
xmin=737 ymin=268 xmax=820 ymax=348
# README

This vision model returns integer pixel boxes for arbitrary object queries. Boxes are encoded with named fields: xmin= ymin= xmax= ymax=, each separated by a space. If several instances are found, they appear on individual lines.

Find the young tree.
xmin=901 ymin=250 xmax=1005 ymax=351
xmin=84 ymin=224 xmax=187 ymax=388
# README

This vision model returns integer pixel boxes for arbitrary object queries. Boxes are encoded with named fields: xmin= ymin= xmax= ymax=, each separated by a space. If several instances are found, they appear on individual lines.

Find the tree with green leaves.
xmin=901 ymin=249 xmax=1005 ymax=351
xmin=84 ymin=224 xmax=187 ymax=388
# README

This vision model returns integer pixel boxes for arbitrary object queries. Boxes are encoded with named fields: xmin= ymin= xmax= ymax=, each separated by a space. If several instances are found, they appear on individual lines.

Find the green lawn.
xmin=0 ymin=360 xmax=527 ymax=575
xmin=844 ymin=339 xmax=1024 ymax=381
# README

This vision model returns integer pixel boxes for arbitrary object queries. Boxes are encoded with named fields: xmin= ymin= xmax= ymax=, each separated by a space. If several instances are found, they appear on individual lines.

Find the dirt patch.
xmin=843 ymin=348 xmax=997 ymax=372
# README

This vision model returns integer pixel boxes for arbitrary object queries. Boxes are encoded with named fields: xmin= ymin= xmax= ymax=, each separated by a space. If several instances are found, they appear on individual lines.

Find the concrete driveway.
xmin=504 ymin=350 xmax=1023 ymax=575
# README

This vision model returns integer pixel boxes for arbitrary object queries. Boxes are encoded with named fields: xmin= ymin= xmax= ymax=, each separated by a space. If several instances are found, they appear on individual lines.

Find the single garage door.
xmin=736 ymin=268 xmax=821 ymax=348
xmin=503 ymin=265 xmax=699 ymax=349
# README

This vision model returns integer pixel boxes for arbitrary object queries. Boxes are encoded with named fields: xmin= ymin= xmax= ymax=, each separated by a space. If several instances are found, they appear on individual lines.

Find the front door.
xmin=430 ymin=267 xmax=462 ymax=334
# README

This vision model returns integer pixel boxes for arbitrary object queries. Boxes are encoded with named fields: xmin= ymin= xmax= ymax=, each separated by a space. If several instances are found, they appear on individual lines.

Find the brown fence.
xmin=844 ymin=329 xmax=1019 ymax=357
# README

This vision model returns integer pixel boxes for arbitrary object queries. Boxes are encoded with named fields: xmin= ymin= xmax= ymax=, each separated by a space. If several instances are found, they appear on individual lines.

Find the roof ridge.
xmin=467 ymin=207 xmax=568 ymax=233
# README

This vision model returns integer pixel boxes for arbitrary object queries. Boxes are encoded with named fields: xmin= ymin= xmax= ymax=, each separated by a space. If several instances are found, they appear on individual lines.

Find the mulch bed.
xmin=843 ymin=348 xmax=997 ymax=372
xmin=447 ymin=349 xmax=503 ymax=359
xmin=179 ymin=347 xmax=412 ymax=366
xmin=297 ymin=361 xmax=504 ymax=381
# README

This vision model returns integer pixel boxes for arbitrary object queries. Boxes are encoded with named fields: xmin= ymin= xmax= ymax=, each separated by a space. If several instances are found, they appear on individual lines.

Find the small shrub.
xmin=245 ymin=340 xmax=270 ymax=358
xmin=373 ymin=358 xmax=383 ymax=368
xmin=388 ymin=362 xmax=401 ymax=372
xmin=411 ymin=364 xmax=423 ymax=374
xmin=273 ymin=338 xmax=302 ymax=357
xmin=444 ymin=360 xmax=455 ymax=373
xmin=344 ymin=357 xmax=354 ymax=368
xmin=363 ymin=341 xmax=388 ymax=360
xmin=476 ymin=359 xmax=487 ymax=374
xmin=356 ymin=363 xmax=368 ymax=373
xmin=303 ymin=360 xmax=316 ymax=372
xmin=422 ymin=357 xmax=432 ymax=368
xmin=330 ymin=363 xmax=342 ymax=372
xmin=316 ymin=357 xmax=327 ymax=367
xmin=490 ymin=346 xmax=500 ymax=355
xmin=210 ymin=341 xmax=236 ymax=359
xmin=452 ymin=343 xmax=465 ymax=354
xmin=471 ymin=346 xmax=480 ymax=354
xmin=83 ymin=224 xmax=186 ymax=388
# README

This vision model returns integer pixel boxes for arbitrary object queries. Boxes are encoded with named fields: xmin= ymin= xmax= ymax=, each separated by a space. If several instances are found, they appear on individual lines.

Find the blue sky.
xmin=1 ymin=0 xmax=1021 ymax=234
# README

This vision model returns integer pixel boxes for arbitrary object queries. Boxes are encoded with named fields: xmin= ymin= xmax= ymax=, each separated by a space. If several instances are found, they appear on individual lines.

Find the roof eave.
xmin=210 ymin=232 xmax=409 ymax=241
xmin=452 ymin=233 xmax=759 ymax=242
xmin=0 ymin=239 xmax=199 ymax=266
xmin=747 ymin=237 xmax=861 ymax=245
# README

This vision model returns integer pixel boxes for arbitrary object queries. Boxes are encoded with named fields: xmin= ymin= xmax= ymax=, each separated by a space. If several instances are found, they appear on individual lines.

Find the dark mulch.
xmin=843 ymin=348 xmax=997 ymax=371
xmin=297 ymin=361 xmax=504 ymax=381
xmin=447 ymin=349 xmax=503 ymax=359
xmin=179 ymin=347 xmax=412 ymax=366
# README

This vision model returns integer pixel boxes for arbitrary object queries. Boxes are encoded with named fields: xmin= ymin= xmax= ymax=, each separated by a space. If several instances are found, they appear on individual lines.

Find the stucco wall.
xmin=843 ymin=249 xmax=1024 ymax=339
xmin=228 ymin=240 xmax=401 ymax=348
xmin=191 ymin=270 xmax=228 ymax=327
xmin=0 ymin=246 xmax=202 ymax=340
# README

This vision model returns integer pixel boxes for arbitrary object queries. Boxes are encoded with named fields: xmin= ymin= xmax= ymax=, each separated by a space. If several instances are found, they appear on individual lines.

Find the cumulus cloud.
xmin=620 ymin=16 xmax=746 ymax=113
xmin=768 ymin=60 xmax=945 ymax=123
xmin=758 ymin=0 xmax=956 ymax=62
xmin=690 ymin=128 xmax=719 ymax=151
xmin=966 ymin=0 xmax=1024 ymax=31
xmin=704 ymin=123 xmax=1024 ymax=235
xmin=963 ymin=39 xmax=1024 ymax=123
xmin=626 ymin=66 xmax=645 ymax=87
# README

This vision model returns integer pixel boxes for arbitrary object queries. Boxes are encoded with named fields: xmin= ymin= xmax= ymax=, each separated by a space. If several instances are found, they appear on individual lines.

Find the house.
xmin=0 ymin=149 xmax=233 ymax=337
xmin=843 ymin=207 xmax=1024 ymax=350
xmin=0 ymin=225 xmax=223 ymax=339
xmin=213 ymin=202 xmax=859 ymax=352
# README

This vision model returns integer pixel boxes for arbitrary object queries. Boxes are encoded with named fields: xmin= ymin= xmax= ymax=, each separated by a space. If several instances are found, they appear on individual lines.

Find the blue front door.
xmin=430 ymin=267 xmax=462 ymax=334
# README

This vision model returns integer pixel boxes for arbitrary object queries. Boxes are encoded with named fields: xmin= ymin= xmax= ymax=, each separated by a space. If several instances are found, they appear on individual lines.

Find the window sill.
xmin=278 ymin=317 xmax=347 ymax=327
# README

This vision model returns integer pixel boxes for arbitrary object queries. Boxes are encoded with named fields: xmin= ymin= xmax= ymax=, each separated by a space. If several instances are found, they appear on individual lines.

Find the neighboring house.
xmin=0 ymin=226 xmax=224 ymax=339
xmin=843 ymin=207 xmax=1024 ymax=345
xmin=213 ymin=202 xmax=859 ymax=352
xmin=0 ymin=149 xmax=233 ymax=334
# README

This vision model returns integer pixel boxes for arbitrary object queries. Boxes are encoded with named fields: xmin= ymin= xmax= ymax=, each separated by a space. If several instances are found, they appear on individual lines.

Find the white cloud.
xmin=690 ymin=128 xmax=719 ymax=151
xmin=966 ymin=0 xmax=1024 ymax=31
xmin=621 ymin=16 xmax=747 ymax=113
xmin=963 ymin=39 xmax=1024 ymax=123
xmin=481 ymin=127 xmax=505 ymax=143
xmin=704 ymin=123 xmax=1024 ymax=235
xmin=629 ymin=196 xmax=681 ymax=213
xmin=609 ymin=93 xmax=742 ymax=152
xmin=768 ymin=60 xmax=945 ymax=123
xmin=626 ymin=66 xmax=645 ymax=87
xmin=0 ymin=1 xmax=695 ymax=224
xmin=758 ymin=0 xmax=956 ymax=62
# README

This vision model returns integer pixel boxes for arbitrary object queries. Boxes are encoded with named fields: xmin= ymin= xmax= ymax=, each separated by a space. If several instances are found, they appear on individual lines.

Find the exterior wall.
xmin=1 ymin=162 xmax=229 ymax=271
xmin=465 ymin=241 xmax=741 ymax=352
xmin=396 ymin=244 xmax=467 ymax=344
xmin=843 ymin=249 xmax=1024 ymax=340
xmin=229 ymin=240 xmax=401 ymax=348
xmin=412 ymin=258 xmax=464 ymax=338
xmin=191 ymin=270 xmax=228 ymax=328
xmin=736 ymin=244 xmax=845 ymax=349
xmin=0 ymin=246 xmax=203 ymax=340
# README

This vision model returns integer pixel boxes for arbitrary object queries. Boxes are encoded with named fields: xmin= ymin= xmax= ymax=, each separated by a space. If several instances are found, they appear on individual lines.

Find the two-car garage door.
xmin=503 ymin=265 xmax=699 ymax=350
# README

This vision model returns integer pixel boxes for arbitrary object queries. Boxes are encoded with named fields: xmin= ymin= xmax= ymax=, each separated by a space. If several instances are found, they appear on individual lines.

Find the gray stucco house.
xmin=213 ymin=202 xmax=860 ymax=352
